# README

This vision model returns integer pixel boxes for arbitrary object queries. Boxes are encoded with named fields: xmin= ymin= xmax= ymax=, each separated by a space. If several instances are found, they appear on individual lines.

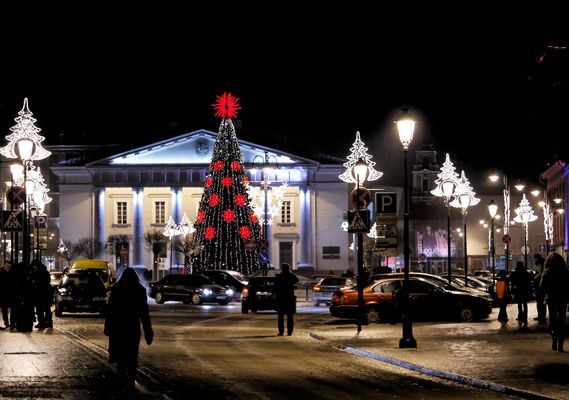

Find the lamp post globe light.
xmin=488 ymin=200 xmax=498 ymax=283
xmin=513 ymin=194 xmax=538 ymax=269
xmin=396 ymin=108 xmax=417 ymax=349
xmin=339 ymin=131 xmax=382 ymax=333
xmin=249 ymin=151 xmax=286 ymax=271
xmin=450 ymin=170 xmax=480 ymax=286
xmin=431 ymin=153 xmax=460 ymax=284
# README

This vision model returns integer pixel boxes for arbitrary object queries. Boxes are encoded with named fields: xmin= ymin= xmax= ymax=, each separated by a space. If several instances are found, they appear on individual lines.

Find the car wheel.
xmin=218 ymin=300 xmax=229 ymax=305
xmin=365 ymin=307 xmax=381 ymax=324
xmin=241 ymin=302 xmax=248 ymax=314
xmin=155 ymin=292 xmax=165 ymax=304
xmin=313 ymin=300 xmax=319 ymax=307
xmin=191 ymin=293 xmax=202 ymax=305
xmin=459 ymin=307 xmax=474 ymax=322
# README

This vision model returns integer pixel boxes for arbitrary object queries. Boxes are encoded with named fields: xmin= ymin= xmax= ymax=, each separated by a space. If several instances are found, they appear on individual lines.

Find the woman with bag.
xmin=104 ymin=268 xmax=153 ymax=393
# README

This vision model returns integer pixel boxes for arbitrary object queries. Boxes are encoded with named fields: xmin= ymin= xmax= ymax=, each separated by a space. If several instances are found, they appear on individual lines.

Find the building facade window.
xmin=154 ymin=201 xmax=166 ymax=224
xmin=116 ymin=201 xmax=128 ymax=225
xmin=281 ymin=201 xmax=292 ymax=224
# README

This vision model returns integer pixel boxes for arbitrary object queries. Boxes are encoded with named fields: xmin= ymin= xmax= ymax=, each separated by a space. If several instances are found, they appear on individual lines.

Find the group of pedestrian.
xmin=496 ymin=252 xmax=569 ymax=352
xmin=0 ymin=259 xmax=53 ymax=331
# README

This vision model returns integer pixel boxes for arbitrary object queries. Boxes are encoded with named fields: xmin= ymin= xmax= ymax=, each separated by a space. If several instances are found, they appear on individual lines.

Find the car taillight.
xmin=313 ymin=285 xmax=321 ymax=292
xmin=242 ymin=287 xmax=249 ymax=298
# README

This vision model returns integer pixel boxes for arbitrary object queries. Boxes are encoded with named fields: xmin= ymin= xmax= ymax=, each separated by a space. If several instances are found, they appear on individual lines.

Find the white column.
xmin=299 ymin=187 xmax=313 ymax=267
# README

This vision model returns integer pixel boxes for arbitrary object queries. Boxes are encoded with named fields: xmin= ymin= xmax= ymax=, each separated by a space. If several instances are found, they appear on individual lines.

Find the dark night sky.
xmin=0 ymin=17 xmax=567 ymax=190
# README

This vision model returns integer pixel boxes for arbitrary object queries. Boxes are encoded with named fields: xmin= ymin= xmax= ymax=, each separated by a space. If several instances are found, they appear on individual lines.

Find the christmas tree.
xmin=191 ymin=93 xmax=262 ymax=275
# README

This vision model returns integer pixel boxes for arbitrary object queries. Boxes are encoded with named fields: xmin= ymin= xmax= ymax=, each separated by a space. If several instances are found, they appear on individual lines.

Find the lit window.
xmin=117 ymin=202 xmax=127 ymax=225
xmin=281 ymin=201 xmax=292 ymax=223
xmin=155 ymin=201 xmax=166 ymax=224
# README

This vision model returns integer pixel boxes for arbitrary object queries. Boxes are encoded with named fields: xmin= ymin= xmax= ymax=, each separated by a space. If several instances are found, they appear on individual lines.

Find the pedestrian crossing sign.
xmin=347 ymin=210 xmax=370 ymax=233
xmin=1 ymin=210 xmax=24 ymax=232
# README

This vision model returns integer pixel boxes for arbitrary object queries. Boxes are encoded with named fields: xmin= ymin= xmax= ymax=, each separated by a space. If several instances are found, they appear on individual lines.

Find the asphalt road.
xmin=14 ymin=301 xmax=520 ymax=400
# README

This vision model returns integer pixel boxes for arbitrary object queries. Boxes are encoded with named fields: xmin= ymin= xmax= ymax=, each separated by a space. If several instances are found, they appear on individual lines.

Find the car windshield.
xmin=61 ymin=274 xmax=105 ymax=291
xmin=227 ymin=270 xmax=247 ymax=282
xmin=319 ymin=277 xmax=348 ymax=286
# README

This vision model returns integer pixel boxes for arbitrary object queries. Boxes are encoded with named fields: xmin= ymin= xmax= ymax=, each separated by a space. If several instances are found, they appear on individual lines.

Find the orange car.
xmin=330 ymin=276 xmax=492 ymax=324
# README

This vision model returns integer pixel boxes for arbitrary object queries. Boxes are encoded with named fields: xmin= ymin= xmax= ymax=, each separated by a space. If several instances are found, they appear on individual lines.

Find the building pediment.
xmin=86 ymin=129 xmax=318 ymax=168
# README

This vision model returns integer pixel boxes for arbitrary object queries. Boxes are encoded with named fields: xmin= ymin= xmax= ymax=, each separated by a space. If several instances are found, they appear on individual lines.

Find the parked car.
xmin=241 ymin=275 xmax=280 ymax=313
xmin=200 ymin=269 xmax=248 ymax=301
xmin=148 ymin=274 xmax=231 ymax=305
xmin=312 ymin=276 xmax=355 ymax=306
xmin=49 ymin=271 xmax=64 ymax=288
xmin=330 ymin=276 xmax=492 ymax=324
xmin=54 ymin=273 xmax=108 ymax=317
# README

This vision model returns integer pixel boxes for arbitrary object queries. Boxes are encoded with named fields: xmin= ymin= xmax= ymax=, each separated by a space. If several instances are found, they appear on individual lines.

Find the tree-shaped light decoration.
xmin=338 ymin=131 xmax=383 ymax=184
xmin=248 ymin=182 xmax=288 ymax=226
xmin=431 ymin=153 xmax=460 ymax=204
xmin=449 ymin=170 xmax=480 ymax=213
xmin=0 ymin=98 xmax=51 ymax=161
xmin=163 ymin=216 xmax=181 ymax=239
xmin=513 ymin=194 xmax=538 ymax=226
xmin=178 ymin=213 xmax=196 ymax=237
xmin=543 ymin=203 xmax=553 ymax=243
xmin=192 ymin=93 xmax=263 ymax=275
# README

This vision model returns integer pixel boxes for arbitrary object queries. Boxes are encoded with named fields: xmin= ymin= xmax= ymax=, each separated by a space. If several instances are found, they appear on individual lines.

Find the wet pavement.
xmin=2 ymin=302 xmax=569 ymax=399
xmin=308 ymin=302 xmax=569 ymax=400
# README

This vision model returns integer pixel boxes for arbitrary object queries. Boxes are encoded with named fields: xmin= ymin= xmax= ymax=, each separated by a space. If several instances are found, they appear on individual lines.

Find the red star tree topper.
xmin=190 ymin=93 xmax=263 ymax=275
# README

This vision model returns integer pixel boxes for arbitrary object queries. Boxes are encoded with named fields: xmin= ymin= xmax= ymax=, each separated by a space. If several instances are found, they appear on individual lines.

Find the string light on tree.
xmin=192 ymin=93 xmax=263 ymax=275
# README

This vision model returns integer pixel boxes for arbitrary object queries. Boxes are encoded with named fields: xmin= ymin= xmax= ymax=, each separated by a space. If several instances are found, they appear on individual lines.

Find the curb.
xmin=309 ymin=331 xmax=558 ymax=400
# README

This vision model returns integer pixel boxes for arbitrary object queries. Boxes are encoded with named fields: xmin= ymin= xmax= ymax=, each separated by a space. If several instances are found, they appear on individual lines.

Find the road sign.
xmin=35 ymin=215 xmax=48 ymax=228
xmin=347 ymin=210 xmax=370 ymax=233
xmin=257 ymin=238 xmax=269 ymax=252
xmin=502 ymin=234 xmax=512 ymax=244
xmin=375 ymin=192 xmax=397 ymax=214
xmin=351 ymin=187 xmax=371 ymax=209
xmin=538 ymin=244 xmax=546 ymax=253
xmin=377 ymin=214 xmax=397 ymax=226
xmin=1 ymin=210 xmax=23 ymax=232
xmin=258 ymin=251 xmax=269 ymax=263
xmin=7 ymin=186 xmax=25 ymax=206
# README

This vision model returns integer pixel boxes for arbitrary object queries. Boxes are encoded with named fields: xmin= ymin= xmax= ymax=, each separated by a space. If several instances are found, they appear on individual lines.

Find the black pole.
xmin=463 ymin=212 xmax=468 ymax=287
xmin=524 ymin=224 xmax=528 ymax=268
xmin=357 ymin=231 xmax=364 ymax=333
xmin=447 ymin=205 xmax=452 ymax=284
xmin=491 ymin=217 xmax=496 ymax=284
xmin=399 ymin=148 xmax=416 ymax=348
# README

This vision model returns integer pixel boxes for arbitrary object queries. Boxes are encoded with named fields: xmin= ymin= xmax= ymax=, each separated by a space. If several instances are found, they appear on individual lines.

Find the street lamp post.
xmin=450 ymin=171 xmax=480 ymax=286
xmin=396 ymin=109 xmax=417 ymax=348
xmin=489 ymin=174 xmax=512 ymax=272
xmin=513 ymin=194 xmax=538 ymax=268
xmin=250 ymin=151 xmax=286 ymax=271
xmin=352 ymin=158 xmax=370 ymax=333
xmin=431 ymin=153 xmax=460 ymax=284
xmin=163 ymin=216 xmax=181 ymax=278
xmin=488 ymin=200 xmax=498 ymax=283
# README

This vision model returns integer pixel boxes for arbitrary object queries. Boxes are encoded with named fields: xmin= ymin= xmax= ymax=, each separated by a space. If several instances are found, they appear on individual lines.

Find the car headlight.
xmin=202 ymin=288 xmax=212 ymax=295
xmin=226 ymin=289 xmax=234 ymax=296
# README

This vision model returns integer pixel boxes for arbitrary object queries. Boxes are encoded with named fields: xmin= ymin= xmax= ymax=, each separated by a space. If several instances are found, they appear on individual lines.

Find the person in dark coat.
xmin=510 ymin=261 xmax=531 ymax=329
xmin=0 ymin=262 xmax=13 ymax=329
xmin=273 ymin=263 xmax=299 ymax=336
xmin=539 ymin=252 xmax=569 ymax=352
xmin=30 ymin=259 xmax=53 ymax=329
xmin=533 ymin=253 xmax=547 ymax=323
xmin=104 ymin=267 xmax=153 ymax=393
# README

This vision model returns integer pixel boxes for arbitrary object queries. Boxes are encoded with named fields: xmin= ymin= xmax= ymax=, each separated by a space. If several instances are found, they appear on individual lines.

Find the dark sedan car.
xmin=330 ymin=276 xmax=492 ymax=324
xmin=200 ymin=269 xmax=248 ymax=302
xmin=54 ymin=273 xmax=108 ymax=317
xmin=241 ymin=275 xmax=280 ymax=313
xmin=148 ymin=274 xmax=230 ymax=305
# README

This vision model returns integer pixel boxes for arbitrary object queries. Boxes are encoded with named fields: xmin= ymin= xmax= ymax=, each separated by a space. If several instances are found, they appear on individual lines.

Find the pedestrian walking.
xmin=30 ymin=260 xmax=53 ymax=329
xmin=272 ymin=263 xmax=298 ymax=336
xmin=539 ymin=252 xmax=569 ymax=352
xmin=0 ymin=262 xmax=13 ymax=329
xmin=533 ymin=253 xmax=547 ymax=323
xmin=510 ymin=261 xmax=531 ymax=329
xmin=495 ymin=269 xmax=510 ymax=323
xmin=104 ymin=267 xmax=153 ymax=394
